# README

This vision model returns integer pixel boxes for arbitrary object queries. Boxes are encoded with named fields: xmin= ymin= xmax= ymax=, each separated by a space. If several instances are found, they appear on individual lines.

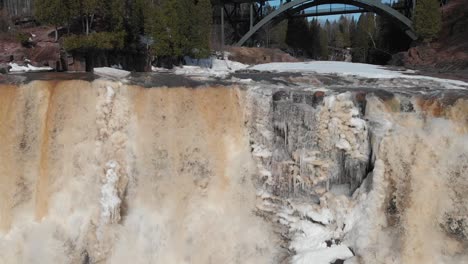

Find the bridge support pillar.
xmin=250 ymin=4 xmax=254 ymax=30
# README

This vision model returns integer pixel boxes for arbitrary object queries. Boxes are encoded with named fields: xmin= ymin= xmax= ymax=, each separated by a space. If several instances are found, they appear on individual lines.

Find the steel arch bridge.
xmin=214 ymin=0 xmax=417 ymax=46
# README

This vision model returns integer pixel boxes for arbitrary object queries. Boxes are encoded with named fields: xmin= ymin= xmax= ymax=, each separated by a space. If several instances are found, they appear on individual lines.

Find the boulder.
xmin=25 ymin=43 xmax=61 ymax=70
xmin=388 ymin=52 xmax=405 ymax=66
xmin=0 ymin=63 xmax=11 ymax=74
xmin=13 ymin=52 xmax=25 ymax=62
xmin=67 ymin=55 xmax=86 ymax=72
xmin=0 ymin=54 xmax=13 ymax=63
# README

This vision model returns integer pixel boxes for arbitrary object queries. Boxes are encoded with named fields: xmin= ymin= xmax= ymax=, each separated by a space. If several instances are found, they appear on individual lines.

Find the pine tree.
xmin=376 ymin=14 xmax=411 ymax=54
xmin=127 ymin=0 xmax=146 ymax=48
xmin=108 ymin=0 xmax=124 ymax=32
xmin=414 ymin=0 xmax=442 ymax=41
xmin=286 ymin=17 xmax=300 ymax=54
xmin=319 ymin=28 xmax=329 ymax=60
xmin=338 ymin=15 xmax=351 ymax=47
xmin=190 ymin=0 xmax=212 ymax=58
xmin=176 ymin=0 xmax=192 ymax=56
xmin=352 ymin=14 xmax=371 ymax=62
xmin=147 ymin=0 xmax=178 ymax=57
xmin=307 ymin=19 xmax=321 ymax=59
xmin=142 ymin=0 xmax=213 ymax=61
xmin=372 ymin=0 xmax=412 ymax=63
xmin=286 ymin=15 xmax=309 ymax=56
xmin=270 ymin=20 xmax=288 ymax=49
xmin=349 ymin=17 xmax=357 ymax=46
xmin=325 ymin=19 xmax=332 ymax=41
xmin=334 ymin=30 xmax=345 ymax=49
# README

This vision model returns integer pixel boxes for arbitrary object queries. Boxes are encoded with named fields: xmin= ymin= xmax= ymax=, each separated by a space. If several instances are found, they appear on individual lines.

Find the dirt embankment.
xmin=226 ymin=46 xmax=300 ymax=65
xmin=0 ymin=25 xmax=62 ymax=71
xmin=393 ymin=0 xmax=468 ymax=81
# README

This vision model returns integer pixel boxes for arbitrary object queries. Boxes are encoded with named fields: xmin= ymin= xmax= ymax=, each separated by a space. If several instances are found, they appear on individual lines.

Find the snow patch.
xmin=250 ymin=61 xmax=468 ymax=88
xmin=212 ymin=58 xmax=248 ymax=72
xmin=8 ymin=63 xmax=52 ymax=73
xmin=95 ymin=67 xmax=130 ymax=79
xmin=159 ymin=58 xmax=248 ymax=78
xmin=292 ymin=245 xmax=354 ymax=264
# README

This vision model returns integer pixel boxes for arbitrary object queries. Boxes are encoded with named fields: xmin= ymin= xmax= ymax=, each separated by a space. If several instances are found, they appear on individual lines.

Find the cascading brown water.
xmin=0 ymin=78 xmax=467 ymax=264
xmin=0 ymin=80 xmax=278 ymax=263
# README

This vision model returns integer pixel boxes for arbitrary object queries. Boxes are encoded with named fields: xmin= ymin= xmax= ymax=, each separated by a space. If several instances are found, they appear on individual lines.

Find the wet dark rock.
xmin=312 ymin=91 xmax=325 ymax=107
xmin=331 ymin=259 xmax=345 ymax=264
xmin=273 ymin=90 xmax=290 ymax=102
xmin=0 ymin=63 xmax=11 ymax=74
xmin=325 ymin=239 xmax=342 ymax=247
xmin=443 ymin=216 xmax=467 ymax=241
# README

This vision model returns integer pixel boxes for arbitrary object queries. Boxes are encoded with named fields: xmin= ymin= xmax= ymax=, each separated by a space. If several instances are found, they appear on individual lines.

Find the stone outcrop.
xmin=250 ymin=90 xmax=371 ymax=199
xmin=391 ymin=0 xmax=468 ymax=79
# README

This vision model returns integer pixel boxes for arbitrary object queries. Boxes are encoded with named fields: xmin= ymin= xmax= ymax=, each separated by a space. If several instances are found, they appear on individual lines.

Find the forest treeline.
xmin=283 ymin=12 xmax=413 ymax=64
xmin=254 ymin=0 xmax=441 ymax=64
xmin=33 ymin=0 xmax=212 ymax=59
xmin=1 ymin=0 xmax=442 ymax=66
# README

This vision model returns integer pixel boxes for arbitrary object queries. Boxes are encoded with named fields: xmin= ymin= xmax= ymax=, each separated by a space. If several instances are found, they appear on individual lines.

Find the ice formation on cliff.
xmin=247 ymin=85 xmax=468 ymax=263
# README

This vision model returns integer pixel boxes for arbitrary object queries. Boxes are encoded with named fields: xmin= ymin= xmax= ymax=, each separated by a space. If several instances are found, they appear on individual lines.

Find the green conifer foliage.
xmin=34 ymin=0 xmax=69 ymax=41
xmin=286 ymin=15 xmax=309 ymax=56
xmin=190 ymin=0 xmax=212 ymax=58
xmin=145 ymin=0 xmax=211 ymax=58
xmin=146 ymin=0 xmax=177 ymax=56
xmin=307 ymin=19 xmax=321 ymax=58
xmin=319 ymin=28 xmax=329 ymax=59
xmin=414 ymin=0 xmax=442 ymax=41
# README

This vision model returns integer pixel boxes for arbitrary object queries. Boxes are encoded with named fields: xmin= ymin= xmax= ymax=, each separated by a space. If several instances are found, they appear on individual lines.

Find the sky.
xmin=266 ymin=0 xmax=396 ymax=22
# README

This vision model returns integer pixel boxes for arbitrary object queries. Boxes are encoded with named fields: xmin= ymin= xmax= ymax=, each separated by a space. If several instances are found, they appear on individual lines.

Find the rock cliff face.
xmin=0 ymin=73 xmax=467 ymax=263
xmin=392 ymin=0 xmax=468 ymax=80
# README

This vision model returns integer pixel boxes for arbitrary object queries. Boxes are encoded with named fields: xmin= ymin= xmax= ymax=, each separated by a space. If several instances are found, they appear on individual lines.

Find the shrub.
xmin=16 ymin=32 xmax=30 ymax=46
xmin=63 ymin=31 xmax=126 ymax=51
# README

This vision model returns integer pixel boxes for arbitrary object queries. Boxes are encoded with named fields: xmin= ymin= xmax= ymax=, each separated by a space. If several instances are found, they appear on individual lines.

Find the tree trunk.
xmin=85 ymin=16 xmax=89 ymax=35
xmin=90 ymin=14 xmax=95 ymax=33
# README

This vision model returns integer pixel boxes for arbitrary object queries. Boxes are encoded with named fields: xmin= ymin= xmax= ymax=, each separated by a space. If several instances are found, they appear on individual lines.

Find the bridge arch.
xmin=235 ymin=0 xmax=416 ymax=46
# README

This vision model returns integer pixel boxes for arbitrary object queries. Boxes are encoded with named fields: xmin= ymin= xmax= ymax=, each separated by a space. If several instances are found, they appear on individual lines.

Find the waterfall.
xmin=0 ymin=79 xmax=467 ymax=263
